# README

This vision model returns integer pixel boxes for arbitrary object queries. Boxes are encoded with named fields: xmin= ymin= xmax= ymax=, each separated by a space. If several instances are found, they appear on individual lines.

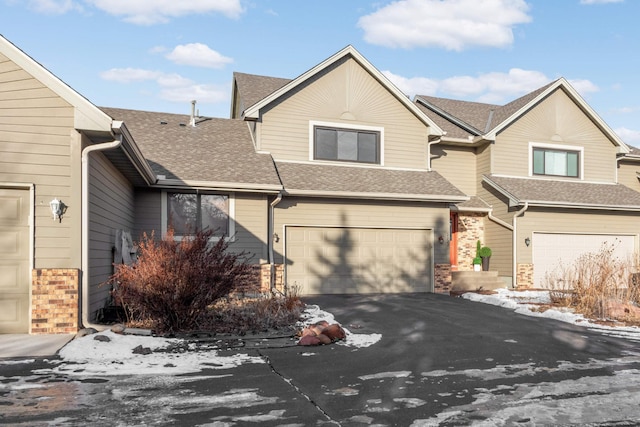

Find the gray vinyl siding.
xmin=88 ymin=151 xmax=135 ymax=318
xmin=431 ymin=145 xmax=476 ymax=195
xmin=0 ymin=52 xmax=78 ymax=269
xmin=257 ymin=57 xmax=430 ymax=169
xmin=273 ymin=197 xmax=449 ymax=265
xmin=479 ymin=181 xmax=514 ymax=281
xmin=232 ymin=193 xmax=269 ymax=263
xmin=492 ymin=90 xmax=618 ymax=182
xmin=517 ymin=208 xmax=640 ymax=264
xmin=134 ymin=189 xmax=161 ymax=240
xmin=617 ymin=160 xmax=640 ymax=192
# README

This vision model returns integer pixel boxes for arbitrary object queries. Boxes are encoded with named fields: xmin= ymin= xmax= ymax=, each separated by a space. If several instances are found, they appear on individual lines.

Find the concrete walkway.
xmin=0 ymin=334 xmax=74 ymax=358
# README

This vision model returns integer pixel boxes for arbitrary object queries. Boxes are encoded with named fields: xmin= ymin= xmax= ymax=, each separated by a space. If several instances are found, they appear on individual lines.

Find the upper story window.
xmin=165 ymin=192 xmax=231 ymax=238
xmin=530 ymin=143 xmax=583 ymax=178
xmin=311 ymin=121 xmax=382 ymax=164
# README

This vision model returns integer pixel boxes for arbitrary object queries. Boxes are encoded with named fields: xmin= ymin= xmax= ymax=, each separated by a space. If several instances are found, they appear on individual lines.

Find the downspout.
xmin=426 ymin=138 xmax=441 ymax=171
xmin=268 ymin=191 xmax=284 ymax=294
xmin=81 ymin=131 xmax=123 ymax=330
xmin=511 ymin=202 xmax=529 ymax=289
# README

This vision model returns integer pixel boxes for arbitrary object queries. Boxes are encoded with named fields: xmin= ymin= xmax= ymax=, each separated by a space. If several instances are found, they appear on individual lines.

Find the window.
xmin=314 ymin=126 xmax=380 ymax=164
xmin=166 ymin=192 xmax=229 ymax=237
xmin=532 ymin=147 xmax=580 ymax=178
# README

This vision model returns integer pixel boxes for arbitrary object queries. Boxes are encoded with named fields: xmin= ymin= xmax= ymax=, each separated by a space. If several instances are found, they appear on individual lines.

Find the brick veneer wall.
xmin=457 ymin=212 xmax=485 ymax=270
xmin=234 ymin=264 xmax=285 ymax=295
xmin=434 ymin=263 xmax=452 ymax=294
xmin=516 ymin=263 xmax=534 ymax=289
xmin=31 ymin=269 xmax=79 ymax=334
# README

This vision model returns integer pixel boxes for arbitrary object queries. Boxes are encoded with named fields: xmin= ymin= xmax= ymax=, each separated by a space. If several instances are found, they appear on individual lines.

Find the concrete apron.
xmin=0 ymin=334 xmax=74 ymax=358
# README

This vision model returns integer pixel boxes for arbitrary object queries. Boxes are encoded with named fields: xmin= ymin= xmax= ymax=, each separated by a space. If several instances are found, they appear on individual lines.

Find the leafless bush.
xmin=110 ymin=228 xmax=254 ymax=333
xmin=545 ymin=241 xmax=640 ymax=321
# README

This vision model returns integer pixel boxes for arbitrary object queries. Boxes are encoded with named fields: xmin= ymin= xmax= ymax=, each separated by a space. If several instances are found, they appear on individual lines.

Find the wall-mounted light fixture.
xmin=273 ymin=233 xmax=280 ymax=243
xmin=50 ymin=198 xmax=64 ymax=222
xmin=524 ymin=237 xmax=531 ymax=247
xmin=438 ymin=236 xmax=444 ymax=244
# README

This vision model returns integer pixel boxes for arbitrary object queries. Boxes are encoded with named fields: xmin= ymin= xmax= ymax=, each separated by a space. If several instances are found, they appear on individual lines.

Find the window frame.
xmin=161 ymin=191 xmax=235 ymax=241
xmin=528 ymin=142 xmax=583 ymax=179
xmin=309 ymin=120 xmax=384 ymax=165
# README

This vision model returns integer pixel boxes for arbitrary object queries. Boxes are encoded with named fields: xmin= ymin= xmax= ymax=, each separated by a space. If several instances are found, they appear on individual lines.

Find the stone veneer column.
xmin=456 ymin=213 xmax=485 ymax=270
xmin=31 ymin=269 xmax=79 ymax=334
xmin=516 ymin=263 xmax=534 ymax=289
xmin=434 ymin=263 xmax=452 ymax=294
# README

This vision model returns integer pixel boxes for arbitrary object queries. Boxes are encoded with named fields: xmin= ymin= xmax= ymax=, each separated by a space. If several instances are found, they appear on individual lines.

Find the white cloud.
xmin=165 ymin=43 xmax=233 ymax=69
xmin=84 ymin=0 xmax=244 ymax=25
xmin=615 ymin=127 xmax=640 ymax=146
xmin=567 ymin=78 xmax=599 ymax=95
xmin=100 ymin=68 xmax=164 ymax=83
xmin=26 ymin=0 xmax=81 ymax=14
xmin=358 ymin=0 xmax=532 ymax=51
xmin=100 ymin=67 xmax=229 ymax=106
xmin=384 ymin=68 xmax=550 ymax=104
xmin=580 ymin=0 xmax=623 ymax=4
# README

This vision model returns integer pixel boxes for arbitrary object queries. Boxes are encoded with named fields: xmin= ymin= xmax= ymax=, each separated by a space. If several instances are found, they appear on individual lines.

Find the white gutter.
xmin=268 ymin=191 xmax=284 ymax=294
xmin=426 ymin=138 xmax=441 ymax=171
xmin=511 ymin=202 xmax=529 ymax=289
xmin=81 ymin=130 xmax=123 ymax=330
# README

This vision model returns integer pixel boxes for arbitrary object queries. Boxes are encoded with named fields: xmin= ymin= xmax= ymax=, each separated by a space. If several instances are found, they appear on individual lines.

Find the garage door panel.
xmin=286 ymin=226 xmax=432 ymax=295
xmin=0 ymin=188 xmax=30 ymax=333
xmin=533 ymin=233 xmax=636 ymax=288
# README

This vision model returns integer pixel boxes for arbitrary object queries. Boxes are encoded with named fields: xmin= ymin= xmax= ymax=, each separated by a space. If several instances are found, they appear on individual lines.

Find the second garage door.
xmin=533 ymin=232 xmax=636 ymax=288
xmin=285 ymin=226 xmax=433 ymax=295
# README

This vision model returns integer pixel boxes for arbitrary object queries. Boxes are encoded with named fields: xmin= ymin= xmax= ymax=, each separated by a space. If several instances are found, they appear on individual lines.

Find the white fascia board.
xmin=284 ymin=188 xmax=469 ymax=203
xmin=154 ymin=178 xmax=283 ymax=193
xmin=0 ymin=35 xmax=112 ymax=132
xmin=243 ymin=45 xmax=444 ymax=136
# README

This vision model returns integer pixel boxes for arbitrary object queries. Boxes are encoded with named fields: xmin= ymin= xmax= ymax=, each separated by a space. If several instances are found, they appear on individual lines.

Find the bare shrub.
xmin=110 ymin=228 xmax=254 ymax=333
xmin=545 ymin=241 xmax=639 ymax=321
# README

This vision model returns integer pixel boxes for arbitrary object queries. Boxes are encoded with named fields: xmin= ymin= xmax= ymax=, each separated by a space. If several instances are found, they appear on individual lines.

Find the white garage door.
xmin=533 ymin=233 xmax=636 ymax=288
xmin=0 ymin=188 xmax=31 ymax=333
xmin=285 ymin=226 xmax=433 ymax=295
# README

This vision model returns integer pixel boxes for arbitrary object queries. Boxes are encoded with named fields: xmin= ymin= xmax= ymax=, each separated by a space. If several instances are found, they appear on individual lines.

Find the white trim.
xmin=161 ymin=190 xmax=236 ymax=242
xmin=282 ymin=224 xmax=435 ymax=293
xmin=528 ymin=141 xmax=584 ymax=179
xmin=308 ymin=120 xmax=385 ymax=166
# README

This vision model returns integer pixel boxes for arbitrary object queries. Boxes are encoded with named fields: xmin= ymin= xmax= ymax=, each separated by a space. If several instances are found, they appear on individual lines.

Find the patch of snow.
xmin=359 ymin=371 xmax=412 ymax=381
xmin=462 ymin=288 xmax=640 ymax=341
xmin=300 ymin=304 xmax=382 ymax=348
xmin=50 ymin=330 xmax=264 ymax=376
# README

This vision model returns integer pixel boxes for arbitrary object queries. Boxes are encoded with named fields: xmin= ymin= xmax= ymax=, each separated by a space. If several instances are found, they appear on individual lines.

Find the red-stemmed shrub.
xmin=110 ymin=228 xmax=253 ymax=334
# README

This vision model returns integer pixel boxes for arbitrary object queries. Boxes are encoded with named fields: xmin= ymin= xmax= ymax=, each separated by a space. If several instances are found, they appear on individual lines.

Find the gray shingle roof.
xmin=101 ymin=107 xmax=282 ymax=189
xmin=233 ymin=72 xmax=291 ymax=113
xmin=453 ymin=196 xmax=491 ymax=211
xmin=415 ymin=80 xmax=557 ymax=140
xmin=276 ymin=162 xmax=468 ymax=201
xmin=485 ymin=175 xmax=640 ymax=210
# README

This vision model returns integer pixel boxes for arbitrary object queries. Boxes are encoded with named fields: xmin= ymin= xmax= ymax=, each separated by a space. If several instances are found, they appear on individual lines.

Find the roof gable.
xmin=0 ymin=35 xmax=112 ymax=132
xmin=242 ymin=45 xmax=443 ymax=136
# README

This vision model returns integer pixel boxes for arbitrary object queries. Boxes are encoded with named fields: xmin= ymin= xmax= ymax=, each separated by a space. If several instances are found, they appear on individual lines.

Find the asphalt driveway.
xmin=2 ymin=293 xmax=639 ymax=426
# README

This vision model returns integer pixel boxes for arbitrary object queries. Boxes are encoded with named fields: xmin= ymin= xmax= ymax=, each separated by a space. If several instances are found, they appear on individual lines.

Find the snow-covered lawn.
xmin=461 ymin=288 xmax=640 ymax=342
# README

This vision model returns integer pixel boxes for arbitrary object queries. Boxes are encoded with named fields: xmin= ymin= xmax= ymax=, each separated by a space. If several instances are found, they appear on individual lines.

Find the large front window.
xmin=314 ymin=126 xmax=380 ymax=164
xmin=167 ymin=193 xmax=229 ymax=237
xmin=532 ymin=147 xmax=580 ymax=178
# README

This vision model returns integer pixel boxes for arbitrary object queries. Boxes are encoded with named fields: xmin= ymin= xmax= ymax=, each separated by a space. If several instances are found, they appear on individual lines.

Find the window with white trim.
xmin=313 ymin=125 xmax=381 ymax=164
xmin=531 ymin=145 xmax=581 ymax=178
xmin=165 ymin=192 xmax=230 ymax=237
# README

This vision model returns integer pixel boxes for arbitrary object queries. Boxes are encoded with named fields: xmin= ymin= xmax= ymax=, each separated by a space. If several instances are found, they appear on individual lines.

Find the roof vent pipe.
xmin=190 ymin=100 xmax=196 ymax=127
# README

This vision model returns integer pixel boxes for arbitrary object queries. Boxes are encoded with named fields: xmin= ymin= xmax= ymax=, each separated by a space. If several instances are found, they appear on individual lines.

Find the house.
xmin=1 ymin=35 xmax=639 ymax=335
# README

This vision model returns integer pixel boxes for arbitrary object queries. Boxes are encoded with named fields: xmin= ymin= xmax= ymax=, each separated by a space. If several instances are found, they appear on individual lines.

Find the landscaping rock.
xmin=93 ymin=335 xmax=111 ymax=343
xmin=111 ymin=324 xmax=126 ymax=334
xmin=132 ymin=345 xmax=152 ymax=355
xmin=297 ymin=321 xmax=346 ymax=346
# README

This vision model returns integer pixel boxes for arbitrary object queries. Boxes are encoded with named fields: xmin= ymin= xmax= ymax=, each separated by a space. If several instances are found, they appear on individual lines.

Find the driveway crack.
xmin=258 ymin=350 xmax=341 ymax=426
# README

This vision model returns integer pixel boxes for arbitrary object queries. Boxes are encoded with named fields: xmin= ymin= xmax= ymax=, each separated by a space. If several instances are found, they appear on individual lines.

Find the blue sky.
xmin=2 ymin=0 xmax=640 ymax=145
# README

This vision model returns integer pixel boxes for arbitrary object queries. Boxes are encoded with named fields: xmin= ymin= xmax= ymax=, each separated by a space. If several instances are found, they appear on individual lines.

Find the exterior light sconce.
xmin=438 ymin=236 xmax=444 ymax=244
xmin=524 ymin=237 xmax=531 ymax=247
xmin=273 ymin=233 xmax=280 ymax=243
xmin=50 ymin=198 xmax=65 ymax=222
